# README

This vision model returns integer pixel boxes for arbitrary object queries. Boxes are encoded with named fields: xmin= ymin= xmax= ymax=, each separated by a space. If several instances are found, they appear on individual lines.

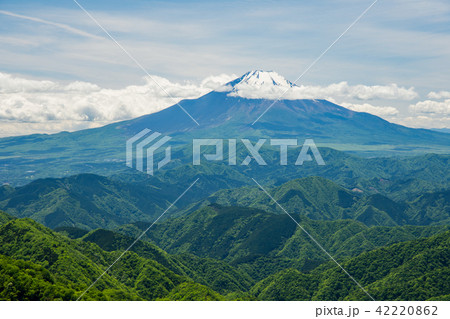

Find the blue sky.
xmin=0 ymin=0 xmax=449 ymax=135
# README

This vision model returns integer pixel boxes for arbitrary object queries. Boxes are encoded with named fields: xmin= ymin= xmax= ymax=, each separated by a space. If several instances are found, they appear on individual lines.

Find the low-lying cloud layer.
xmin=0 ymin=72 xmax=236 ymax=124
xmin=226 ymin=81 xmax=419 ymax=101
xmin=340 ymin=103 xmax=400 ymax=117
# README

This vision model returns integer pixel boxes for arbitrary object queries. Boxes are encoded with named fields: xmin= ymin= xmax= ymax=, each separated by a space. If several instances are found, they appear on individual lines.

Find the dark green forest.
xmin=0 ymin=206 xmax=449 ymax=301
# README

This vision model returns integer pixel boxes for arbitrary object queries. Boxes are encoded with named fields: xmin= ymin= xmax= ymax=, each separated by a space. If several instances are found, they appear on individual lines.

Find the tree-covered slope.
xmin=117 ymin=205 xmax=297 ymax=261
xmin=0 ymin=174 xmax=175 ymax=230
xmin=115 ymin=204 xmax=449 ymax=281
xmin=251 ymin=231 xmax=450 ymax=301
xmin=0 ymin=254 xmax=74 ymax=301
xmin=1 ymin=150 xmax=449 ymax=231
xmin=183 ymin=176 xmax=449 ymax=226
xmin=0 ymin=216 xmax=139 ymax=300
xmin=0 ymin=210 xmax=14 ymax=225
xmin=405 ymin=189 xmax=450 ymax=225
xmin=0 ymin=213 xmax=235 ymax=300
xmin=186 ymin=177 xmax=359 ymax=221
xmin=0 ymin=209 xmax=448 ymax=301
xmin=81 ymin=228 xmax=254 ymax=295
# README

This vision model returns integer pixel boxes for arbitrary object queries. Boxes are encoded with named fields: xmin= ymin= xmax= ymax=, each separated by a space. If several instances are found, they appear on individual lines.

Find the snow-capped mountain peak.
xmin=216 ymin=70 xmax=298 ymax=100
xmin=236 ymin=70 xmax=295 ymax=88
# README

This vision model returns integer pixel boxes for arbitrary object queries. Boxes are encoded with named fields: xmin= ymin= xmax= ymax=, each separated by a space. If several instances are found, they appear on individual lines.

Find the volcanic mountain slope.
xmin=115 ymin=70 xmax=450 ymax=147
xmin=1 ymin=71 xmax=449 ymax=185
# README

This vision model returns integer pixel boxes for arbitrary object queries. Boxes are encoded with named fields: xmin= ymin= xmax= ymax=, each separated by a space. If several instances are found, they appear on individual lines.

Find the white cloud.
xmin=0 ymin=73 xmax=58 ymax=93
xmin=402 ymin=99 xmax=450 ymax=129
xmin=338 ymin=83 xmax=418 ymax=101
xmin=226 ymin=81 xmax=418 ymax=101
xmin=0 ymin=72 xmax=233 ymax=127
xmin=409 ymin=99 xmax=450 ymax=115
xmin=427 ymin=91 xmax=450 ymax=99
xmin=200 ymin=74 xmax=237 ymax=90
xmin=340 ymin=103 xmax=399 ymax=116
xmin=396 ymin=115 xmax=450 ymax=129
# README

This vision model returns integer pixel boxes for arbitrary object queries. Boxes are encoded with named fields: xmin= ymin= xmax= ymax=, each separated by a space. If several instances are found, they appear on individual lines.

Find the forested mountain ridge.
xmin=1 ymin=209 xmax=448 ymax=301
xmin=181 ymin=176 xmax=449 ymax=226
xmin=114 ymin=204 xmax=449 ymax=280
xmin=0 ymin=212 xmax=230 ymax=300
xmin=251 ymin=231 xmax=450 ymax=301
xmin=1 ymin=172 xmax=448 ymax=231
xmin=80 ymin=228 xmax=254 ymax=295
xmin=0 ymin=174 xmax=173 ymax=230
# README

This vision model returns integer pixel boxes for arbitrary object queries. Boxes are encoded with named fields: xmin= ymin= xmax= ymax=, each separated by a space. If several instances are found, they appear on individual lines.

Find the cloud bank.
xmin=410 ymin=99 xmax=450 ymax=115
xmin=340 ymin=103 xmax=400 ymax=117
xmin=0 ymin=72 xmax=235 ymax=124
xmin=405 ymin=92 xmax=450 ymax=129
xmin=225 ymin=81 xmax=418 ymax=101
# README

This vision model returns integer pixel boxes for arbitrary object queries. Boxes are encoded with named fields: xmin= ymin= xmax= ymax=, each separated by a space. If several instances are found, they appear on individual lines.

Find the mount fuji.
xmin=222 ymin=70 xmax=296 ymax=98
xmin=0 ymin=70 xmax=449 ymax=185
xmin=116 ymin=70 xmax=449 ymax=144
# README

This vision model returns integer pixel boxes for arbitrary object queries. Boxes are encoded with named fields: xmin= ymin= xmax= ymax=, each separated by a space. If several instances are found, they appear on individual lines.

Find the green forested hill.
xmin=185 ymin=177 xmax=359 ymax=221
xmin=0 ymin=213 xmax=226 ymax=300
xmin=80 ymin=228 xmax=254 ymax=295
xmin=0 ymin=254 xmax=75 ymax=300
xmin=115 ymin=204 xmax=449 ymax=280
xmin=251 ymin=231 xmax=450 ymax=301
xmin=405 ymin=189 xmax=450 ymax=225
xmin=0 ymin=209 xmax=448 ymax=301
xmin=0 ymin=174 xmax=174 ymax=230
xmin=0 ymin=216 xmax=139 ymax=300
xmin=0 ymin=150 xmax=449 ymax=231
xmin=146 ymin=149 xmax=450 ymax=202
xmin=0 ymin=211 xmax=256 ymax=300
xmin=182 ymin=176 xmax=449 ymax=226
xmin=2 ymin=172 xmax=446 ymax=231
xmin=0 ymin=210 xmax=14 ymax=225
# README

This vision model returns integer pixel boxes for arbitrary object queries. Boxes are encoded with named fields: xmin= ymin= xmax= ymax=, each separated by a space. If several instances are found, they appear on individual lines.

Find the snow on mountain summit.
xmin=236 ymin=70 xmax=295 ymax=88
xmin=216 ymin=70 xmax=302 ymax=100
